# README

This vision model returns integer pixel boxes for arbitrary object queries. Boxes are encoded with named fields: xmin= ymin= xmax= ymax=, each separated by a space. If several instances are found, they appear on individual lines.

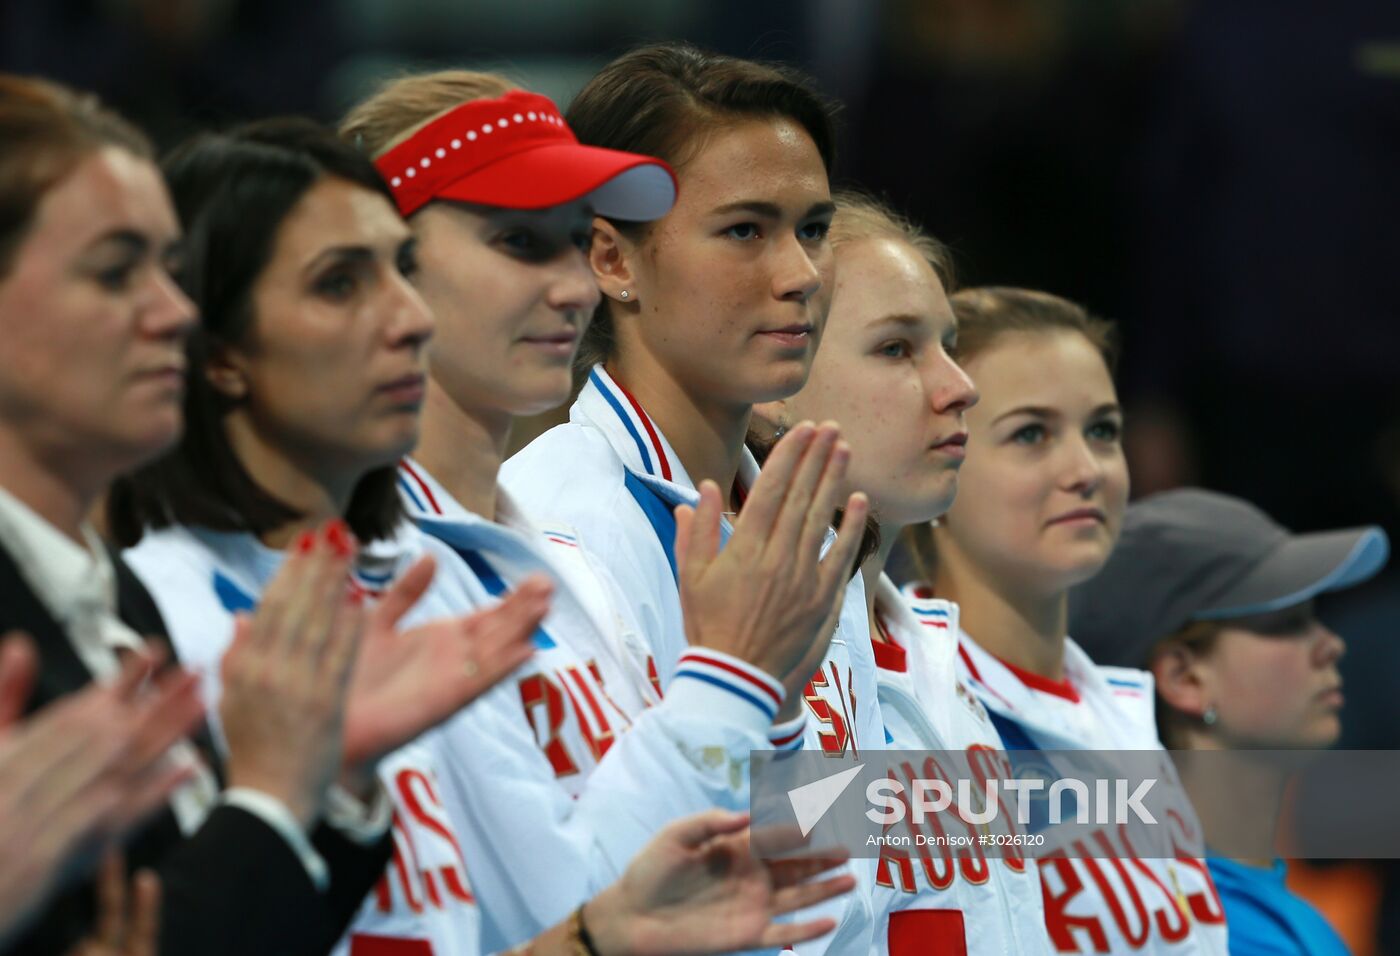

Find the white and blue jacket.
xmin=396 ymin=460 xmax=795 ymax=953
xmin=502 ymin=365 xmax=885 ymax=955
xmin=870 ymin=576 xmax=1050 ymax=956
xmin=126 ymin=523 xmax=484 ymax=956
xmin=901 ymin=585 xmax=1231 ymax=956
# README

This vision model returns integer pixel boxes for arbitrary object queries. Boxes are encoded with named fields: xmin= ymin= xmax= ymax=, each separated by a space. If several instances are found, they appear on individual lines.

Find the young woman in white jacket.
xmin=901 ymin=288 xmax=1229 ymax=955
xmin=752 ymin=194 xmax=1052 ymax=956
xmin=496 ymin=43 xmax=879 ymax=954
xmin=338 ymin=69 xmax=863 ymax=952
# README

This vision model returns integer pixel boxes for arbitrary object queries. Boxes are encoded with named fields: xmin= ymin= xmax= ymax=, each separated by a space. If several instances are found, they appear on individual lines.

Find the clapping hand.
xmin=585 ymin=810 xmax=855 ymax=955
xmin=0 ymin=634 xmax=201 ymax=945
xmin=341 ymin=555 xmax=547 ymax=769
xmin=674 ymin=422 xmax=868 ymax=715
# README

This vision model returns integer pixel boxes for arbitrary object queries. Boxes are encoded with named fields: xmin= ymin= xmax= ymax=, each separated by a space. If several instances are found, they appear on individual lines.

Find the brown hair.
xmin=568 ymin=42 xmax=841 ymax=370
xmin=107 ymin=119 xmax=408 ymax=547
xmin=902 ymin=287 xmax=1120 ymax=581
xmin=1150 ymin=620 xmax=1225 ymax=749
xmin=948 ymin=286 xmax=1118 ymax=372
xmin=339 ymin=69 xmax=519 ymax=159
xmin=0 ymin=74 xmax=151 ymax=279
xmin=830 ymin=189 xmax=955 ymax=291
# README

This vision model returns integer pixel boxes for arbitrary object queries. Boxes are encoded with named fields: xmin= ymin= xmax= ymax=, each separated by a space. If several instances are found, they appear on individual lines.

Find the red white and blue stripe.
xmin=673 ymin=648 xmax=786 ymax=724
xmin=910 ymin=604 xmax=951 ymax=629
xmin=541 ymin=529 xmax=579 ymax=549
xmin=398 ymin=458 xmax=443 ymax=515
xmin=1105 ymin=676 xmax=1148 ymax=698
xmin=768 ymin=716 xmax=806 ymax=752
xmin=586 ymin=366 xmax=674 ymax=481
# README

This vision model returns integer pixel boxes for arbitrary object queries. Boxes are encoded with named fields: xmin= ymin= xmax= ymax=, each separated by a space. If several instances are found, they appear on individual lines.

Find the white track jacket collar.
xmin=396 ymin=458 xmax=799 ymax=954
xmin=125 ymin=522 xmax=480 ymax=956
xmin=502 ymin=365 xmax=884 ymax=956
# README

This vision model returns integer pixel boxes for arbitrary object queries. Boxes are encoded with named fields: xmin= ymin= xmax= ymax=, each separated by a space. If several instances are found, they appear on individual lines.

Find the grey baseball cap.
xmin=1069 ymin=488 xmax=1390 ymax=667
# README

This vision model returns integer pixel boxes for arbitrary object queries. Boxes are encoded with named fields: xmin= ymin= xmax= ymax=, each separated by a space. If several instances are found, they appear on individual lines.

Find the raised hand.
xmin=64 ymin=852 xmax=160 ymax=956
xmin=673 ymin=421 xmax=868 ymax=705
xmin=0 ymin=635 xmax=201 ymax=946
xmin=219 ymin=520 xmax=364 ymax=828
xmin=341 ymin=558 xmax=547 ymax=769
xmin=584 ymin=810 xmax=855 ymax=955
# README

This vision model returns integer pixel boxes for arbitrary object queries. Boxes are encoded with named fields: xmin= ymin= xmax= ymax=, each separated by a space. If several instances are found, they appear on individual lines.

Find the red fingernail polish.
xmin=294 ymin=531 xmax=315 ymax=554
xmin=325 ymin=519 xmax=354 ymax=557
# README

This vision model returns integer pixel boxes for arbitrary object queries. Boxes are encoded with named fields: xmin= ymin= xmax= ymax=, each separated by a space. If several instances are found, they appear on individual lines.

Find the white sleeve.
xmin=433 ymin=650 xmax=784 ymax=953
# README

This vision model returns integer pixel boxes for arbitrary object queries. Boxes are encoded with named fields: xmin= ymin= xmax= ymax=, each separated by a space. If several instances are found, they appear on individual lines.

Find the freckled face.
xmin=776 ymin=236 xmax=977 ymax=529
xmin=617 ymin=118 xmax=835 ymax=406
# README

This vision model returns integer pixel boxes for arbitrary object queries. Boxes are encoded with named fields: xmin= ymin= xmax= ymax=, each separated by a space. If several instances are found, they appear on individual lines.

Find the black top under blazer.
xmin=0 ymin=541 xmax=392 ymax=955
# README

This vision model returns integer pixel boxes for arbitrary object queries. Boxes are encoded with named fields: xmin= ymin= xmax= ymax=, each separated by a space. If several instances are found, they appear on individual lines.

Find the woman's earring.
xmin=1202 ymin=706 xmax=1218 ymax=726
xmin=619 ymin=290 xmax=630 ymax=300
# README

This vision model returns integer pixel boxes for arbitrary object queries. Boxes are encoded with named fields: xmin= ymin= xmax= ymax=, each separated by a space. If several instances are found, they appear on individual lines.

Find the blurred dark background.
xmin=5 ymin=0 xmax=1398 ymax=949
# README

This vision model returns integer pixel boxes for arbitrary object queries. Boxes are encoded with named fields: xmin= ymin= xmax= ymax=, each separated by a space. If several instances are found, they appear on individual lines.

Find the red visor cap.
xmin=375 ymin=90 xmax=676 ymax=221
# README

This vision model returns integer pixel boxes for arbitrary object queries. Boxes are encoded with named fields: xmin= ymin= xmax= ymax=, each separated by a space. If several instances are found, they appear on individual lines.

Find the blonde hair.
xmin=340 ymin=69 xmax=519 ymax=159
xmin=827 ymin=192 xmax=958 ymax=584
xmin=830 ymin=189 xmax=955 ymax=290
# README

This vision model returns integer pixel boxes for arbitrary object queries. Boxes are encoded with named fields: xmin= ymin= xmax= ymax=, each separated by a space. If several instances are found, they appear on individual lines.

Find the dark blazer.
xmin=0 ymin=541 xmax=392 ymax=955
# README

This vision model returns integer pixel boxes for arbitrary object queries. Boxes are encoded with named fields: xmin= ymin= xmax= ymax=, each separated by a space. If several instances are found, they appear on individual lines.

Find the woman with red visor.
xmin=339 ymin=70 xmax=861 ymax=953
